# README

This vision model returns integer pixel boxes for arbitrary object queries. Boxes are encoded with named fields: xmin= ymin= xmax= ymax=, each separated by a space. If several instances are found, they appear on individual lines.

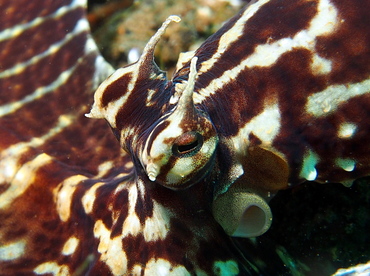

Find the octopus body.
xmin=0 ymin=0 xmax=369 ymax=275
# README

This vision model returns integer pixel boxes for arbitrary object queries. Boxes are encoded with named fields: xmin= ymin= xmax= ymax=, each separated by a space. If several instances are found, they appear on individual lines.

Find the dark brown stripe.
xmin=316 ymin=0 xmax=370 ymax=84
xmin=0 ymin=53 xmax=96 ymax=146
xmin=0 ymin=0 xmax=74 ymax=32
xmin=40 ymin=116 xmax=125 ymax=174
xmin=0 ymin=32 xmax=89 ymax=105
xmin=114 ymin=79 xmax=170 ymax=133
xmin=101 ymin=73 xmax=132 ymax=107
xmin=0 ymin=159 xmax=89 ymax=274
xmin=0 ymin=7 xmax=84 ymax=71
xmin=193 ymin=0 xmax=318 ymax=90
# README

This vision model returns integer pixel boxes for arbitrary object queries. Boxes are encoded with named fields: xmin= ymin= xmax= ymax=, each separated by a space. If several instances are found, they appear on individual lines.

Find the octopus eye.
xmin=172 ymin=132 xmax=203 ymax=157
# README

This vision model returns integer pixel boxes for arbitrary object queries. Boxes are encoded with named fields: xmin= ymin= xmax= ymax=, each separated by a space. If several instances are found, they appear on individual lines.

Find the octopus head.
xmin=139 ymin=57 xmax=218 ymax=189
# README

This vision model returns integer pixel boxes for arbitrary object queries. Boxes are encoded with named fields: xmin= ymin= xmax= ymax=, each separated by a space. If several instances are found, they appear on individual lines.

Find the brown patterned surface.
xmin=0 ymin=0 xmax=369 ymax=275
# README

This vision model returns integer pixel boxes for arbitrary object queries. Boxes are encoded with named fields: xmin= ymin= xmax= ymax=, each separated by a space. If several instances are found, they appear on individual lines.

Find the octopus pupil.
xmin=177 ymin=140 xmax=199 ymax=153
xmin=173 ymin=133 xmax=203 ymax=157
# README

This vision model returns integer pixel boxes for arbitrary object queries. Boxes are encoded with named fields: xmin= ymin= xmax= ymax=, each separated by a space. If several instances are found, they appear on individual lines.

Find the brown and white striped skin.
xmin=0 ymin=0 xmax=369 ymax=276
xmin=0 ymin=1 xmax=252 ymax=275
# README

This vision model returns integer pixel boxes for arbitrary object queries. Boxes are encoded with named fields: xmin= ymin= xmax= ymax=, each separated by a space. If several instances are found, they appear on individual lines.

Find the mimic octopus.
xmin=0 ymin=0 xmax=369 ymax=275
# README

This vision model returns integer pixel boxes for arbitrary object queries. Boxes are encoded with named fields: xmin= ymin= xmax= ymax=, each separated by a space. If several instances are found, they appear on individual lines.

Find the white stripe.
xmin=198 ymin=0 xmax=270 ymax=75
xmin=143 ymin=200 xmax=171 ymax=241
xmin=34 ymin=261 xmax=70 ymax=275
xmin=306 ymin=78 xmax=370 ymax=117
xmin=0 ymin=153 xmax=52 ymax=209
xmin=94 ymin=220 xmax=128 ymax=276
xmin=0 ymin=240 xmax=26 ymax=260
xmin=81 ymin=182 xmax=105 ymax=214
xmin=231 ymin=102 xmax=281 ymax=153
xmin=144 ymin=258 xmax=190 ymax=276
xmin=62 ymin=237 xmax=80 ymax=256
xmin=55 ymin=175 xmax=88 ymax=221
xmin=338 ymin=122 xmax=357 ymax=138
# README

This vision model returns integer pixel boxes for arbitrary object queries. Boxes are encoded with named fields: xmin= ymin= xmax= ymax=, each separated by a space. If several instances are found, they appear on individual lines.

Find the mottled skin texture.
xmin=0 ymin=0 xmax=369 ymax=275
